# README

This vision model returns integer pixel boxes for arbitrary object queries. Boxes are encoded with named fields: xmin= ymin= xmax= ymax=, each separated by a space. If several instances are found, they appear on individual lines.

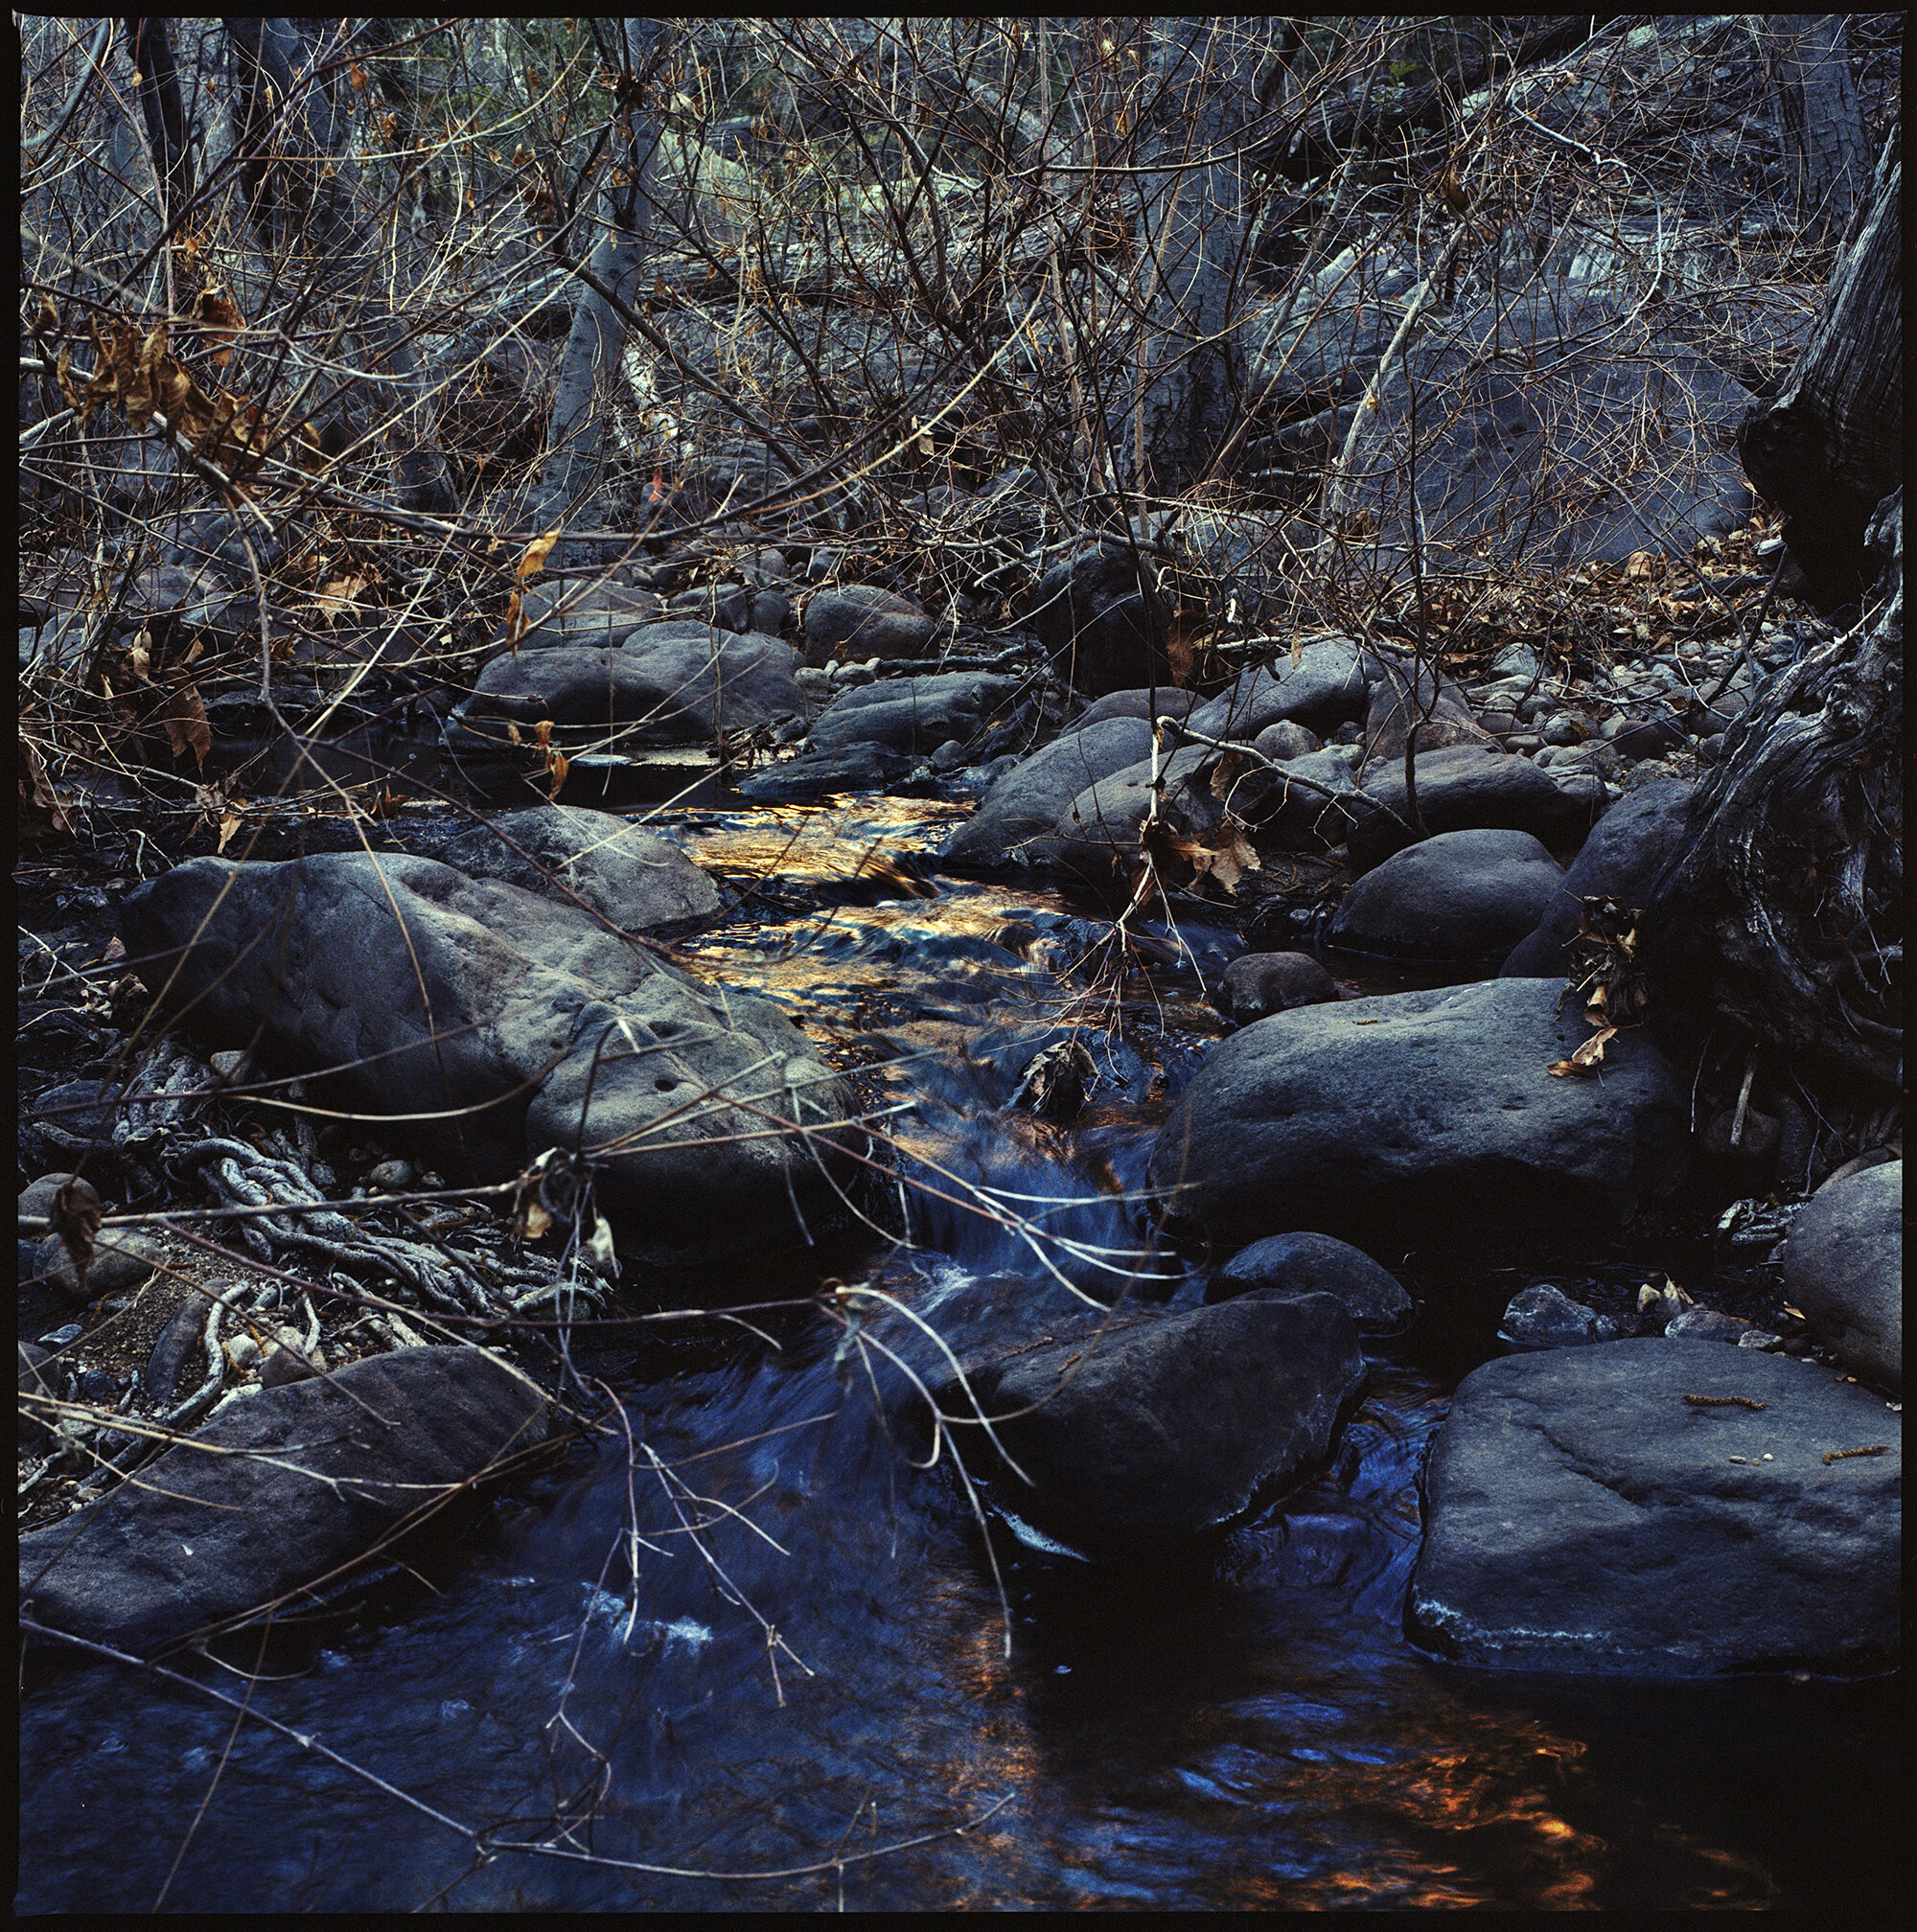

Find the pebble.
xmin=367 ymin=1160 xmax=416 ymax=1190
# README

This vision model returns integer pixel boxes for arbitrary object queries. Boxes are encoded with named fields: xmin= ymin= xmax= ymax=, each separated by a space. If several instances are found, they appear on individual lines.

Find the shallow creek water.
xmin=17 ymin=799 xmax=1897 ymax=1911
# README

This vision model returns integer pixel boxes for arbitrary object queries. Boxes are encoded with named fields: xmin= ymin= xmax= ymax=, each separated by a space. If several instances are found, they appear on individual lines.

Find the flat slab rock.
xmin=20 ymin=1347 xmax=550 ymax=1660
xmin=941 ymin=1291 xmax=1365 ymax=1557
xmin=1149 ymin=976 xmax=1688 ymax=1252
xmin=1409 ymin=1341 xmax=1901 ymax=1676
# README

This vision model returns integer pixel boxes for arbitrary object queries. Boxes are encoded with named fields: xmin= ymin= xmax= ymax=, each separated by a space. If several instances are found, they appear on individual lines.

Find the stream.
xmin=16 ymin=797 xmax=1898 ymax=1912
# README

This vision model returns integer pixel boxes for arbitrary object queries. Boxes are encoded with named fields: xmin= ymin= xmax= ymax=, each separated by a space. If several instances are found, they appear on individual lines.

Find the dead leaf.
xmin=160 ymin=683 xmax=212 ymax=770
xmin=1624 ymin=550 xmax=1658 ymax=580
xmin=545 ymin=750 xmax=569 ymax=800
xmin=49 ymin=1175 xmax=104 ymax=1293
xmin=217 ymin=809 xmax=243 ymax=854
xmin=1547 ymin=1024 xmax=1619 ymax=1077
xmin=192 ymin=287 xmax=246 ymax=369
xmin=518 ymin=528 xmax=560 ymax=582
xmin=19 ymin=733 xmax=74 ymax=834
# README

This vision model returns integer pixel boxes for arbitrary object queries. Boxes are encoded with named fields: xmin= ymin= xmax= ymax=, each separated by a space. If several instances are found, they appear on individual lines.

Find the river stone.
xmin=1184 ymin=640 xmax=1371 ymax=743
xmin=509 ymin=581 xmax=667 ymax=650
xmin=1217 ymin=951 xmax=1340 ymax=1024
xmin=740 ymin=672 xmax=1025 ymax=801
xmin=1073 ymin=686 xmax=1203 ymax=728
xmin=1781 ymin=1162 xmax=1902 ymax=1392
xmin=19 ymin=1347 xmax=551 ymax=1659
xmin=1498 ymin=1283 xmax=1618 ymax=1348
xmin=1349 ymin=746 xmax=1603 ymax=869
xmin=1028 ymin=746 xmax=1222 ymax=882
xmin=1408 ymin=1341 xmax=1901 ymax=1675
xmin=939 ymin=717 xmax=1154 ymax=873
xmin=946 ymin=1292 xmax=1365 ymax=1555
xmin=1250 ymin=748 xmax=1370 ymax=850
xmin=1358 ymin=661 xmax=1495 ymax=773
xmin=1501 ymin=779 xmax=1695 ymax=978
xmin=1328 ymin=828 xmax=1564 ymax=966
xmin=33 ymin=1229 xmax=167 ymax=1305
xmin=451 ymin=623 xmax=804 ymax=753
xmin=1209 ymin=1231 xmax=1412 ymax=1334
xmin=1149 ymin=976 xmax=1688 ymax=1253
xmin=118 ymin=853 xmax=855 ymax=1265
xmin=802 ymin=584 xmax=941 ymax=664
xmin=1028 ymin=544 xmax=1175 ymax=696
xmin=401 ymin=806 xmax=719 ymax=930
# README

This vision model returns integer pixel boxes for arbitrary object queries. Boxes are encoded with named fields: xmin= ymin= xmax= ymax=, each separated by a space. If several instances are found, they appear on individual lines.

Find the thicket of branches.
xmin=15 ymin=15 xmax=1903 ymax=1903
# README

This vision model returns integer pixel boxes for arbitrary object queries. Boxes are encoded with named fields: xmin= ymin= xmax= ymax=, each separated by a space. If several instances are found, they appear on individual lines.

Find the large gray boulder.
xmin=1184 ymin=639 xmax=1372 ymax=742
xmin=20 ymin=1347 xmax=550 ymax=1659
xmin=1502 ymin=779 xmax=1695 ymax=978
xmin=451 ymin=622 xmax=804 ymax=753
xmin=1149 ymin=976 xmax=1688 ymax=1252
xmin=740 ymin=671 xmax=1025 ymax=801
xmin=939 ymin=717 xmax=1154 ymax=873
xmin=1409 ymin=1341 xmax=1901 ymax=1674
xmin=1328 ymin=827 xmax=1564 ymax=966
xmin=941 ymin=1291 xmax=1365 ymax=1556
xmin=1349 ymin=746 xmax=1604 ymax=868
xmin=1028 ymin=544 xmax=1174 ymax=696
xmin=801 ymin=584 xmax=942 ymax=664
xmin=119 ymin=853 xmax=855 ymax=1264
xmin=509 ymin=581 xmax=667 ymax=649
xmin=1782 ymin=1161 xmax=1902 ymax=1392
xmin=394 ymin=806 xmax=719 ymax=931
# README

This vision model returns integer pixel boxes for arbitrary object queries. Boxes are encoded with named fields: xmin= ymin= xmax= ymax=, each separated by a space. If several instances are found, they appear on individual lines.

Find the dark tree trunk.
xmin=1738 ymin=129 xmax=1900 ymax=610
xmin=223 ymin=17 xmax=456 ymax=514
xmin=1767 ymin=15 xmax=1870 ymax=245
xmin=1644 ymin=134 xmax=1902 ymax=1106
xmin=124 ymin=16 xmax=194 ymax=226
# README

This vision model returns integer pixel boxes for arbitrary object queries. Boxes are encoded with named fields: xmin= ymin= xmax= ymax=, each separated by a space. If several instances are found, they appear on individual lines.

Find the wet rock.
xmin=1149 ymin=977 xmax=1688 ymax=1253
xmin=1781 ymin=1161 xmax=1901 ymax=1392
xmin=1217 ymin=951 xmax=1340 ymax=1024
xmin=1348 ymin=746 xmax=1603 ymax=869
xmin=398 ymin=805 xmax=719 ymax=931
xmin=1498 ymin=1283 xmax=1617 ymax=1348
xmin=1501 ymin=779 xmax=1695 ymax=978
xmin=19 ymin=1347 xmax=551 ymax=1659
xmin=1183 ymin=640 xmax=1371 ymax=743
xmin=1209 ymin=1231 xmax=1412 ymax=1335
xmin=1029 ymin=746 xmax=1222 ymax=882
xmin=944 ymin=1292 xmax=1365 ymax=1555
xmin=118 ymin=853 xmax=855 ymax=1266
xmin=802 ymin=584 xmax=941 ymax=664
xmin=740 ymin=671 xmax=1025 ymax=802
xmin=1328 ymin=828 xmax=1564 ymax=967
xmin=939 ymin=718 xmax=1153 ymax=874
xmin=1408 ymin=1342 xmax=1901 ymax=1675
xmin=450 ymin=623 xmax=804 ymax=754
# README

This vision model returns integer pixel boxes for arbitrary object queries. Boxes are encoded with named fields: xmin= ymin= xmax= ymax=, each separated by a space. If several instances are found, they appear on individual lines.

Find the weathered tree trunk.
xmin=1645 ymin=136 xmax=1902 ymax=1104
xmin=224 ymin=17 xmax=456 ymax=515
xmin=1738 ymin=128 xmax=1900 ymax=610
xmin=1767 ymin=15 xmax=1870 ymax=245
xmin=532 ymin=19 xmax=663 ymax=569
xmin=1121 ymin=17 xmax=1267 ymax=497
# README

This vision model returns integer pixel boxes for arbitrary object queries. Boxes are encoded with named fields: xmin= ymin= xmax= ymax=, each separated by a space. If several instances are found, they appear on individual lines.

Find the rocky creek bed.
xmin=17 ymin=743 xmax=1902 ymax=1909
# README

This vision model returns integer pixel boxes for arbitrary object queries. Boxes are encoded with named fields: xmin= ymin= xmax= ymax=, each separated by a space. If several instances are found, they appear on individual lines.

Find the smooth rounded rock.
xmin=802 ymin=584 xmax=940 ymax=664
xmin=1498 ymin=1283 xmax=1616 ymax=1348
xmin=1149 ymin=977 xmax=1688 ymax=1252
xmin=1409 ymin=1341 xmax=1901 ymax=1675
xmin=939 ymin=718 xmax=1154 ymax=874
xmin=1329 ymin=827 xmax=1564 ymax=967
xmin=1217 ymin=951 xmax=1340 ymax=1024
xmin=1782 ymin=1161 xmax=1901 ymax=1391
xmin=1209 ymin=1231 xmax=1412 ymax=1333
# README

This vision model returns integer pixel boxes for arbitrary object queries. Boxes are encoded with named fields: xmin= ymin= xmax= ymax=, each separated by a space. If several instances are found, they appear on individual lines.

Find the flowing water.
xmin=17 ymin=800 xmax=1898 ymax=1912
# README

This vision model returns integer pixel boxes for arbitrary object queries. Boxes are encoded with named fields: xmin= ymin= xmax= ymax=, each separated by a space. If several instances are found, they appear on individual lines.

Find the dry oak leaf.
xmin=160 ymin=683 xmax=213 ymax=770
xmin=1547 ymin=1024 xmax=1619 ymax=1078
